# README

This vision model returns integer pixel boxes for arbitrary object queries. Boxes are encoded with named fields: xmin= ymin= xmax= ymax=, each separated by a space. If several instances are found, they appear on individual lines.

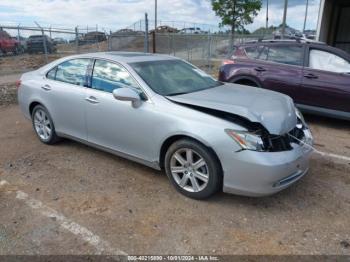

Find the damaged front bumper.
xmin=220 ymin=127 xmax=313 ymax=197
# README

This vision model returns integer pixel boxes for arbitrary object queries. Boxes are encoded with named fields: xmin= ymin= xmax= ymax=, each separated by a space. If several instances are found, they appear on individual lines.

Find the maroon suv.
xmin=218 ymin=40 xmax=350 ymax=120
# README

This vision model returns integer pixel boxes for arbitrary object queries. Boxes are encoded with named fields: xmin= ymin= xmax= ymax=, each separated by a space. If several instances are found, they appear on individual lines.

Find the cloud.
xmin=246 ymin=0 xmax=320 ymax=31
xmin=0 ymin=0 xmax=320 ymax=33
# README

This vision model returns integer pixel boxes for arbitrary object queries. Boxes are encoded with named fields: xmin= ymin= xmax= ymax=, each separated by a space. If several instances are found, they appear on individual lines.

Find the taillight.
xmin=16 ymin=80 xmax=21 ymax=88
xmin=222 ymin=59 xmax=235 ymax=65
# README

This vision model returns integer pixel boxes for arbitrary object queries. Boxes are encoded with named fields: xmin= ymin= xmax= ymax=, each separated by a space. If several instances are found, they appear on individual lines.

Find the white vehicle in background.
xmin=180 ymin=27 xmax=203 ymax=34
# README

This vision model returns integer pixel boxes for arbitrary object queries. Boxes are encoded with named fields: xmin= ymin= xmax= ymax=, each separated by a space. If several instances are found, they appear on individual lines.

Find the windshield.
xmin=130 ymin=60 xmax=221 ymax=96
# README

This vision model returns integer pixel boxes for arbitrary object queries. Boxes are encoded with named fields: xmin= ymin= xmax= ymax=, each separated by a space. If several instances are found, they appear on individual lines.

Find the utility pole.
xmin=266 ymin=0 xmax=269 ymax=30
xmin=281 ymin=0 xmax=288 ymax=39
xmin=153 ymin=0 xmax=157 ymax=53
xmin=144 ymin=13 xmax=149 ymax=53
xmin=303 ymin=0 xmax=309 ymax=33
xmin=155 ymin=0 xmax=157 ymax=31
xmin=75 ymin=26 xmax=79 ymax=53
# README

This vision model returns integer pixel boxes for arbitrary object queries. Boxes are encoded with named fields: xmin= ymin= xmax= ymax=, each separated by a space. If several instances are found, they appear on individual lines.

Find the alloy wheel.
xmin=33 ymin=109 xmax=52 ymax=141
xmin=170 ymin=148 xmax=209 ymax=192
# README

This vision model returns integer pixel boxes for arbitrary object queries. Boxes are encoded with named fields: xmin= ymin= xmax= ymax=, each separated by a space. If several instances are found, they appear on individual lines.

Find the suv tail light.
xmin=222 ymin=59 xmax=235 ymax=65
xmin=15 ymin=80 xmax=21 ymax=88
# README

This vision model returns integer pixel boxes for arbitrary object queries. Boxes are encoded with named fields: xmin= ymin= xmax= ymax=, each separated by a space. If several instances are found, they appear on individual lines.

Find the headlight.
xmin=294 ymin=107 xmax=313 ymax=145
xmin=295 ymin=107 xmax=306 ymax=126
xmin=302 ymin=127 xmax=313 ymax=146
xmin=225 ymin=129 xmax=265 ymax=152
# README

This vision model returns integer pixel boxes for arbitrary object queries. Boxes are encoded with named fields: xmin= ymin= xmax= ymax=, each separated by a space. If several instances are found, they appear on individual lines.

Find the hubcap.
xmin=170 ymin=148 xmax=209 ymax=192
xmin=34 ymin=109 xmax=52 ymax=140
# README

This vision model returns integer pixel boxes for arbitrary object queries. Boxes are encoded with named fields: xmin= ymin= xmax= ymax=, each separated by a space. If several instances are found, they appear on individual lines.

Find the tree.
xmin=211 ymin=0 xmax=262 ymax=47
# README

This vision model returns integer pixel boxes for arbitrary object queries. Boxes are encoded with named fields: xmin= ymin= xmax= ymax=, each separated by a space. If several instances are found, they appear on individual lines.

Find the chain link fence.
xmin=0 ymin=23 xmax=110 ymax=76
xmin=107 ymin=32 xmax=267 ymax=76
xmin=1 ymin=20 xmax=270 ymax=78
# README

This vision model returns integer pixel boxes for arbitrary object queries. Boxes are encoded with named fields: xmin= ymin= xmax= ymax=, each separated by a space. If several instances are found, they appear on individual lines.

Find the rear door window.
xmin=265 ymin=45 xmax=303 ymax=66
xmin=55 ymin=59 xmax=91 ymax=86
xmin=46 ymin=67 xmax=57 ymax=80
xmin=309 ymin=49 xmax=350 ymax=73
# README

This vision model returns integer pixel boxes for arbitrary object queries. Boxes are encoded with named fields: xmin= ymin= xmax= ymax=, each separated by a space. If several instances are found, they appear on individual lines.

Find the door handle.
xmin=254 ymin=67 xmax=266 ymax=72
xmin=41 ymin=84 xmax=51 ymax=91
xmin=304 ymin=73 xmax=318 ymax=79
xmin=85 ymin=96 xmax=99 ymax=104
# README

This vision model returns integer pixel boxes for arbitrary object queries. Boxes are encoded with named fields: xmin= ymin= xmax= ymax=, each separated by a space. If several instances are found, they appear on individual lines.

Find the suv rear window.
xmin=309 ymin=49 xmax=350 ymax=73
xmin=263 ymin=45 xmax=303 ymax=66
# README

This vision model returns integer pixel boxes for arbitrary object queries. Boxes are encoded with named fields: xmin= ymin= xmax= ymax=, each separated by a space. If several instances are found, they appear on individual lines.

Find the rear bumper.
xmin=221 ymin=143 xmax=313 ymax=197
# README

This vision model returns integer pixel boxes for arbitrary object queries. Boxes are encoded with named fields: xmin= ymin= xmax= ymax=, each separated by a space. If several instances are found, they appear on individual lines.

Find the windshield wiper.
xmin=167 ymin=92 xmax=189 ymax=96
xmin=167 ymin=82 xmax=223 ymax=96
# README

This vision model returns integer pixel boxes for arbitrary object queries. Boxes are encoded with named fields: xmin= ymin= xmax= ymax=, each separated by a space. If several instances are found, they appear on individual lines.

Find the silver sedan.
xmin=18 ymin=52 xmax=313 ymax=199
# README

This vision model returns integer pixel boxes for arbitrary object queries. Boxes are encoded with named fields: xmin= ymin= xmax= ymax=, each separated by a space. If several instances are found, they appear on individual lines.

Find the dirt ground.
xmin=1 ymin=60 xmax=350 ymax=256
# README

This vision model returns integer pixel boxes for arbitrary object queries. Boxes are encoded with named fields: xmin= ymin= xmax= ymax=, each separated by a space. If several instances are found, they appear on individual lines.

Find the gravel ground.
xmin=0 ymin=54 xmax=62 ymax=77
xmin=0 ymin=103 xmax=350 ymax=255
xmin=0 ymin=83 xmax=17 ymax=105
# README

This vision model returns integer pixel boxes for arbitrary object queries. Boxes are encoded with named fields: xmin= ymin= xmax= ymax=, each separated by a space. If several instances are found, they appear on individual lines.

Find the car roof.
xmin=241 ymin=39 xmax=326 ymax=46
xmin=67 ymin=51 xmax=180 ymax=63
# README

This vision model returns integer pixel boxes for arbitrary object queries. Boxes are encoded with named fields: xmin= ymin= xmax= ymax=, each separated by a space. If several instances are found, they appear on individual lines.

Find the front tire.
xmin=31 ymin=105 xmax=60 ymax=144
xmin=164 ymin=139 xmax=222 ymax=199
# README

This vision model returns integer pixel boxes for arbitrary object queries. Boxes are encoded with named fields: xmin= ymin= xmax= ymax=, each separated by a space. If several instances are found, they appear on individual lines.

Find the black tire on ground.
xmin=31 ymin=105 xmax=61 ymax=145
xmin=164 ymin=138 xmax=222 ymax=200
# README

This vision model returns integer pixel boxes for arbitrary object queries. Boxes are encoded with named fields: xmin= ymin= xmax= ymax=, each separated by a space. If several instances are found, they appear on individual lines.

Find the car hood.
xmin=166 ymin=83 xmax=297 ymax=135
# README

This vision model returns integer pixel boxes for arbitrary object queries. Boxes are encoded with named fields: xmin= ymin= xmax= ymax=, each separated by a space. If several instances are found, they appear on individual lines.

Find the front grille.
xmin=261 ymin=124 xmax=306 ymax=152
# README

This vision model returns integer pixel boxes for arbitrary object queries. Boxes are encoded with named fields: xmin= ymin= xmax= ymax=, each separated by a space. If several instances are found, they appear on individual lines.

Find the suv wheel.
xmin=31 ymin=105 xmax=60 ymax=144
xmin=165 ymin=139 xmax=222 ymax=199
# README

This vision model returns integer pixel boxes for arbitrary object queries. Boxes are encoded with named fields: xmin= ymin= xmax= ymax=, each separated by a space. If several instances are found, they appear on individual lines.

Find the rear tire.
xmin=31 ymin=105 xmax=60 ymax=145
xmin=164 ymin=138 xmax=222 ymax=199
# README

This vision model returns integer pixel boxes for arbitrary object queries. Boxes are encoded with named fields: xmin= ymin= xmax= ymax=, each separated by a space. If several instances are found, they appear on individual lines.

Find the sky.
xmin=0 ymin=0 xmax=321 ymax=34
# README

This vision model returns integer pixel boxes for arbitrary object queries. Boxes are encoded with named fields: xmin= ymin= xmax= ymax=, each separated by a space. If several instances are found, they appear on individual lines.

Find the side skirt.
xmin=56 ymin=132 xmax=161 ymax=171
xmin=296 ymin=104 xmax=350 ymax=120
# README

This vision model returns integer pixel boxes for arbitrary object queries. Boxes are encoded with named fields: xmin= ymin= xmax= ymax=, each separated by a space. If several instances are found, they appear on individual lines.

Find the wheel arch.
xmin=159 ymin=134 xmax=223 ymax=174
xmin=229 ymin=75 xmax=262 ymax=87
xmin=29 ymin=101 xmax=54 ymax=126
xmin=29 ymin=101 xmax=43 ymax=116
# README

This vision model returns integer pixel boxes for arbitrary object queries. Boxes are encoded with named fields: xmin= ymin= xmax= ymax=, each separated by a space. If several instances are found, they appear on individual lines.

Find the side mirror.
xmin=112 ymin=88 xmax=142 ymax=107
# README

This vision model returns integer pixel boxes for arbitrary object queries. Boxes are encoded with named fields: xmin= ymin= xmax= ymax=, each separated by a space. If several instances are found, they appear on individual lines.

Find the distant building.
xmin=317 ymin=0 xmax=350 ymax=53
